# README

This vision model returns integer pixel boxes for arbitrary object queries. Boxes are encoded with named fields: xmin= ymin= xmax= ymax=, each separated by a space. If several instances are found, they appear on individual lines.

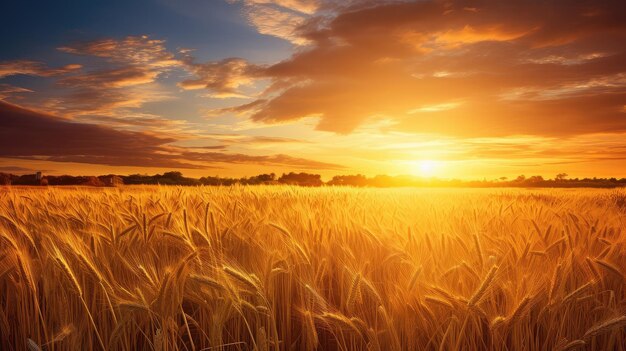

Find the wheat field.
xmin=0 ymin=186 xmax=625 ymax=350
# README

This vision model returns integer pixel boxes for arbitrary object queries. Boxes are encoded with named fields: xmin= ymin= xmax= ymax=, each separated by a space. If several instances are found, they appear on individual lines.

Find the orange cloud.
xmin=0 ymin=84 xmax=32 ymax=100
xmin=179 ymin=57 xmax=263 ymax=98
xmin=233 ymin=0 xmax=320 ymax=15
xmin=214 ymin=0 xmax=626 ymax=136
xmin=242 ymin=3 xmax=310 ymax=44
xmin=58 ymin=36 xmax=179 ymax=68
xmin=59 ymin=66 xmax=161 ymax=88
xmin=0 ymin=60 xmax=81 ymax=78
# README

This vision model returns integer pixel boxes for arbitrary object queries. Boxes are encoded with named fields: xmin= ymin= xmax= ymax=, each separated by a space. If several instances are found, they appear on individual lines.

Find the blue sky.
xmin=0 ymin=0 xmax=292 ymax=124
xmin=1 ymin=0 xmax=290 ymax=61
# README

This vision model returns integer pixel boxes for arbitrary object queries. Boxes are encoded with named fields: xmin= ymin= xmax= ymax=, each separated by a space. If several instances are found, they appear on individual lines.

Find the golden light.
xmin=407 ymin=160 xmax=439 ymax=177
xmin=420 ymin=160 xmax=435 ymax=174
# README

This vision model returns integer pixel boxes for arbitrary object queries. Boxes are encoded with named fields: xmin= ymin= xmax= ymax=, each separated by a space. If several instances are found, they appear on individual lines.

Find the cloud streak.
xmin=57 ymin=36 xmax=179 ymax=68
xmin=0 ymin=60 xmax=81 ymax=78
xmin=0 ymin=101 xmax=342 ymax=170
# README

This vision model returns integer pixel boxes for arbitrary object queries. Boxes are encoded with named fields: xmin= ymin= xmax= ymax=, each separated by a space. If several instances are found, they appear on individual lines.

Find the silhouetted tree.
xmin=278 ymin=172 xmax=322 ymax=186
xmin=0 ymin=173 xmax=12 ymax=185
xmin=82 ymin=176 xmax=105 ymax=187
xmin=244 ymin=173 xmax=276 ymax=185
xmin=555 ymin=173 xmax=567 ymax=181
xmin=328 ymin=174 xmax=368 ymax=187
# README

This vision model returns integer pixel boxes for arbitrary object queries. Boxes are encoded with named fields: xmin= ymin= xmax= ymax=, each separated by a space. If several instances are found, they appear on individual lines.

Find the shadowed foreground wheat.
xmin=1 ymin=186 xmax=625 ymax=350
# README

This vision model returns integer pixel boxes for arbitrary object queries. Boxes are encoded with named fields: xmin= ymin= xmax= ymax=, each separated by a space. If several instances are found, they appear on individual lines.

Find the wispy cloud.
xmin=0 ymin=60 xmax=81 ymax=78
xmin=57 ymin=35 xmax=179 ymax=68
xmin=178 ymin=57 xmax=263 ymax=98
xmin=241 ymin=2 xmax=310 ymax=44
xmin=34 ymin=36 xmax=184 ymax=123
xmin=0 ymin=84 xmax=33 ymax=100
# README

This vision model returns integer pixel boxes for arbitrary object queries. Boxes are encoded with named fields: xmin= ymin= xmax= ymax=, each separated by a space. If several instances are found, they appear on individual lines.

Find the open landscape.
xmin=2 ymin=0 xmax=626 ymax=349
xmin=1 ymin=186 xmax=625 ymax=350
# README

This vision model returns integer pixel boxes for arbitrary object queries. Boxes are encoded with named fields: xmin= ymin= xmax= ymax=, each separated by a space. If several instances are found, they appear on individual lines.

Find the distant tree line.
xmin=329 ymin=174 xmax=626 ymax=188
xmin=1 ymin=171 xmax=626 ymax=188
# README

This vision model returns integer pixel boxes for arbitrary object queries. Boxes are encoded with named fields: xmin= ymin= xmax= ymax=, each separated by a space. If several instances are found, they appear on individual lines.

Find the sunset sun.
xmin=420 ymin=159 xmax=436 ymax=173
xmin=410 ymin=159 xmax=438 ymax=177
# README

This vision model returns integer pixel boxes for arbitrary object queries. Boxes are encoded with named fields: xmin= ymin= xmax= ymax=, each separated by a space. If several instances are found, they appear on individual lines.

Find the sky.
xmin=1 ymin=0 xmax=626 ymax=180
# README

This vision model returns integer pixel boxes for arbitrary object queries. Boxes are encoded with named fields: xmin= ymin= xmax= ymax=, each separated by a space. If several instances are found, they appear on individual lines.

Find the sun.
xmin=408 ymin=160 xmax=438 ymax=176
xmin=419 ymin=160 xmax=435 ymax=175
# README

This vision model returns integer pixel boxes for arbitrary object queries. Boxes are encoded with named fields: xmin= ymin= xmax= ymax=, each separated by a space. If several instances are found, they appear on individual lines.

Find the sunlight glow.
xmin=410 ymin=160 xmax=438 ymax=176
xmin=420 ymin=160 xmax=435 ymax=174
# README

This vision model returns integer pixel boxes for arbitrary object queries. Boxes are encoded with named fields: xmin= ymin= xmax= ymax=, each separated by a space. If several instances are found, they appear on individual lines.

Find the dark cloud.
xmin=0 ymin=166 xmax=40 ymax=173
xmin=0 ymin=101 xmax=343 ymax=170
xmin=0 ymin=100 xmax=183 ymax=168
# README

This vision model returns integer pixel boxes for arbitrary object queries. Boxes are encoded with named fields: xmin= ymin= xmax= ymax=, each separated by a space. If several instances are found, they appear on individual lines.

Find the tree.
xmin=527 ymin=175 xmax=544 ymax=183
xmin=556 ymin=173 xmax=568 ymax=181
xmin=82 ymin=176 xmax=105 ymax=187
xmin=328 ymin=174 xmax=368 ymax=187
xmin=0 ymin=173 xmax=11 ymax=185
xmin=245 ymin=173 xmax=276 ymax=184
xmin=278 ymin=172 xmax=322 ymax=186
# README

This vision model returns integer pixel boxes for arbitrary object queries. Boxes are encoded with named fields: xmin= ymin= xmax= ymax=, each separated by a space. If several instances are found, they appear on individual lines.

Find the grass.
xmin=0 ymin=186 xmax=625 ymax=350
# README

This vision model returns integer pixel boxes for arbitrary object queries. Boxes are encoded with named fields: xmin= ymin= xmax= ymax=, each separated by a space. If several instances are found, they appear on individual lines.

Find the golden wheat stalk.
xmin=594 ymin=259 xmax=624 ymax=280
xmin=583 ymin=315 xmax=626 ymax=339
xmin=468 ymin=265 xmax=498 ymax=306
xmin=345 ymin=272 xmax=361 ymax=311
xmin=557 ymin=339 xmax=585 ymax=351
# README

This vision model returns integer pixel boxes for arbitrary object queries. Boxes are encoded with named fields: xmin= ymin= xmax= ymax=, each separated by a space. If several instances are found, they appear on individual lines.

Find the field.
xmin=1 ymin=186 xmax=625 ymax=350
